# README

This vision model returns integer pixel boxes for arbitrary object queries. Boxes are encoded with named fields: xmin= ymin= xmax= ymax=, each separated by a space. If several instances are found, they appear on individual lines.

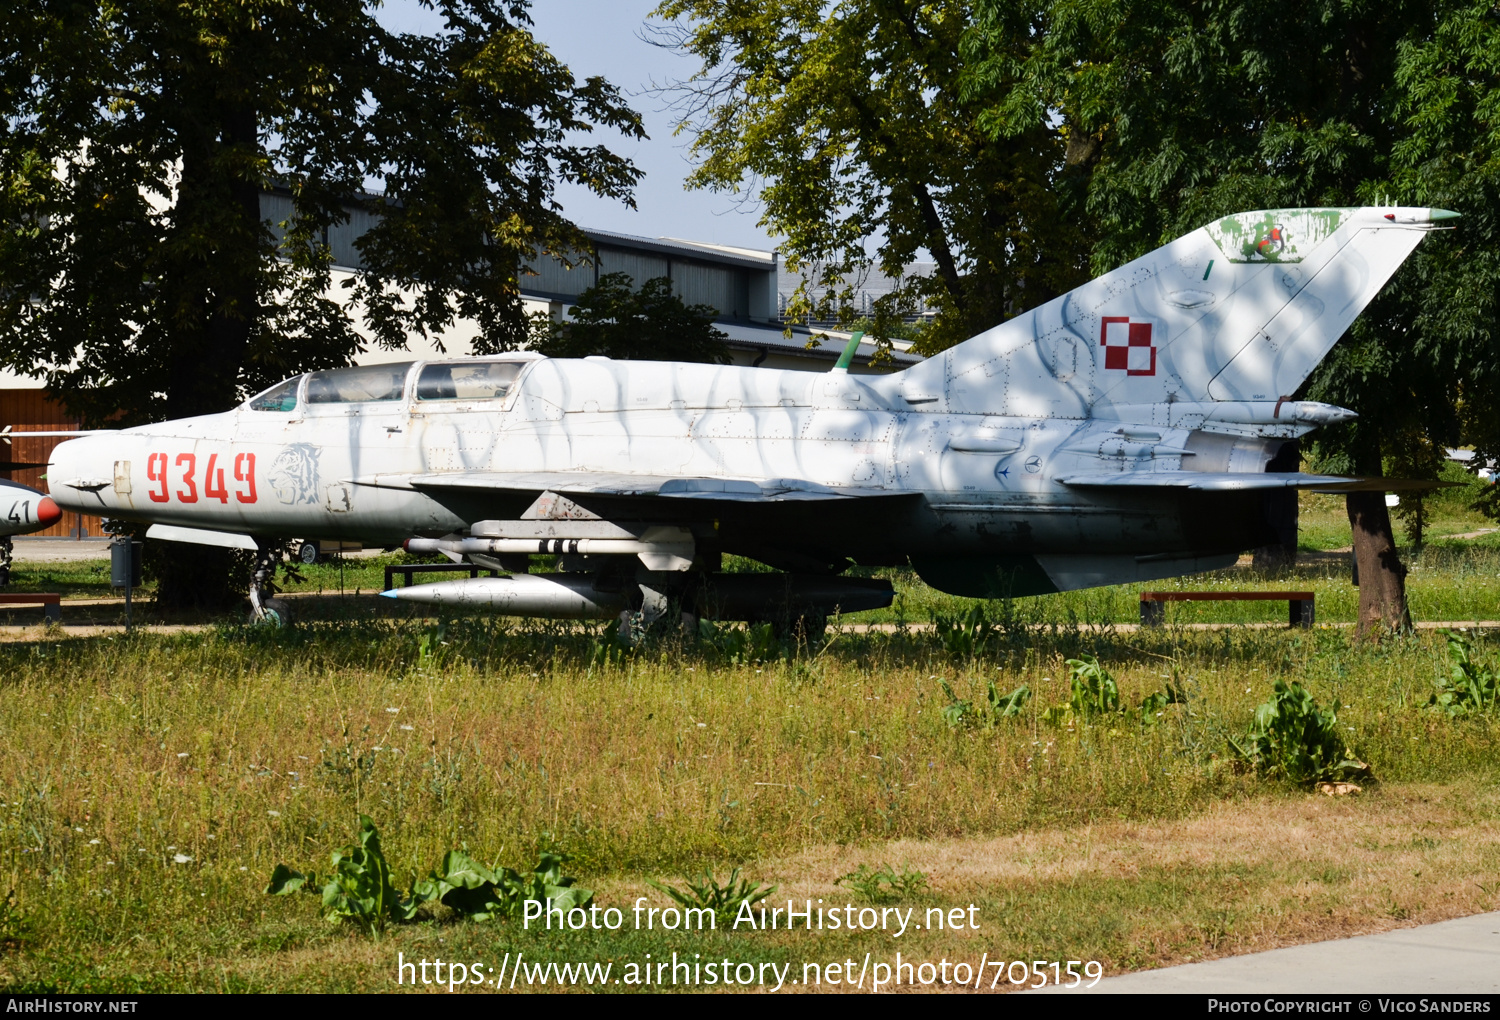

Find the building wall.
xmin=524 ymin=254 xmax=597 ymax=297
xmin=538 ymin=244 xmax=760 ymax=321
xmin=596 ymin=249 xmax=671 ymax=288
xmin=0 ymin=389 xmax=102 ymax=539
xmin=261 ymin=190 xmax=782 ymax=327
xmin=260 ymin=192 xmax=382 ymax=272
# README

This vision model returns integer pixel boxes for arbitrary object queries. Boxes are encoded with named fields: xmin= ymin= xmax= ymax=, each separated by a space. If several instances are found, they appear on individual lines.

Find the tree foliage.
xmin=0 ymin=0 xmax=644 ymax=607
xmin=650 ymin=0 xmax=1091 ymax=354
xmin=962 ymin=0 xmax=1500 ymax=490
xmin=0 ymin=0 xmax=645 ymax=427
xmin=659 ymin=0 xmax=1500 ymax=633
xmin=528 ymin=272 xmax=731 ymax=363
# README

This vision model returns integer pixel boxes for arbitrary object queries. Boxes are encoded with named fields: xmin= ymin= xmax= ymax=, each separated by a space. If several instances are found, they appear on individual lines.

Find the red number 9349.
xmin=146 ymin=451 xmax=256 ymax=504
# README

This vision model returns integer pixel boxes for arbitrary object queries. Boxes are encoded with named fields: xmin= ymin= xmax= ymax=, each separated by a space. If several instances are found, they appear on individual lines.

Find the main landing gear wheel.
xmin=297 ymin=541 xmax=320 ymax=566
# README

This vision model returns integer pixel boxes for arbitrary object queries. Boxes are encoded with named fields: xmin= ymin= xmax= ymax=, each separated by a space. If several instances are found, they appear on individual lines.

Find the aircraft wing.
xmin=1059 ymin=472 xmax=1457 ymax=492
xmin=352 ymin=472 xmax=891 ymax=502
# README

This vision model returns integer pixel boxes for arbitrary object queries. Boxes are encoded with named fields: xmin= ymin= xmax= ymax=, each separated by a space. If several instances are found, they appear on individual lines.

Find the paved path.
xmin=6 ymin=537 xmax=388 ymax=563
xmin=1044 ymin=911 xmax=1500 ymax=993
xmin=6 ymin=537 xmax=111 ymax=562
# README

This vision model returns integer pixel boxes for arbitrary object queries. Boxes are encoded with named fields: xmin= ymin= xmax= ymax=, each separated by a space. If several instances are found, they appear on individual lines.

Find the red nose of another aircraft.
xmin=36 ymin=496 xmax=62 ymax=527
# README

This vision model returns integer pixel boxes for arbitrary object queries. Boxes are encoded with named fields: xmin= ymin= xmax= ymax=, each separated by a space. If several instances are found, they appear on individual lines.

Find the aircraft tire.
xmin=255 ymin=597 xmax=294 ymax=628
xmin=297 ymin=541 xmax=320 ymax=566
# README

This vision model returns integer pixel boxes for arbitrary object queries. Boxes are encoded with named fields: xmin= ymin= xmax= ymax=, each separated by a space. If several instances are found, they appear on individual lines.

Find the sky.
xmin=376 ymin=0 xmax=780 ymax=253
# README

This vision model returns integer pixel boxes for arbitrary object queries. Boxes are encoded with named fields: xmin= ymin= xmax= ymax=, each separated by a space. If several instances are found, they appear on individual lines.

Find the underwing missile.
xmin=380 ymin=573 xmax=628 ymax=617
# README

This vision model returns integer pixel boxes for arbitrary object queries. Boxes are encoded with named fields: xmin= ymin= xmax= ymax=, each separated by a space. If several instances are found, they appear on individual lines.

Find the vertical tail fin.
xmin=899 ymin=207 xmax=1452 ymax=417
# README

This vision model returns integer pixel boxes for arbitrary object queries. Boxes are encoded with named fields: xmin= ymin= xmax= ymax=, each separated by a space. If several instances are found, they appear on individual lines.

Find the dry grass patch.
xmin=727 ymin=780 xmax=1500 ymax=978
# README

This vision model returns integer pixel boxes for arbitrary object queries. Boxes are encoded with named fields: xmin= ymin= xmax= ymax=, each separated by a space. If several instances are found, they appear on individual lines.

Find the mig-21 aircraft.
xmin=0 ymin=472 xmax=64 ymax=586
xmin=38 ymin=206 xmax=1454 ymax=629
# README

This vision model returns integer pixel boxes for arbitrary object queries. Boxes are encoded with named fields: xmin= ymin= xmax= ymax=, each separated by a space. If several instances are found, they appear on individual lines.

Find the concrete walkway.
xmin=1046 ymin=911 xmax=1500 ymax=993
xmin=6 ymin=537 xmax=111 ymax=562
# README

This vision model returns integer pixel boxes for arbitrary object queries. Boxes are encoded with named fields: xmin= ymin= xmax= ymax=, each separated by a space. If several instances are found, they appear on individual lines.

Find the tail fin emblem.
xmin=1256 ymin=223 xmax=1288 ymax=258
xmin=1101 ymin=317 xmax=1157 ymax=376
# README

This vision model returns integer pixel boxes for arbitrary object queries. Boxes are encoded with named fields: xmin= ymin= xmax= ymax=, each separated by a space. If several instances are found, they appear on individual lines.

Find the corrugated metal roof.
xmin=581 ymin=228 xmax=776 ymax=272
xmin=714 ymin=321 xmax=923 ymax=367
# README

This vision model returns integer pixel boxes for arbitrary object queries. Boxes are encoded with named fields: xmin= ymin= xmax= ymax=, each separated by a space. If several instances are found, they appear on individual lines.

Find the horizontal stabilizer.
xmin=1060 ymin=472 xmax=1458 ymax=492
xmin=1 ymin=427 xmax=115 ymax=440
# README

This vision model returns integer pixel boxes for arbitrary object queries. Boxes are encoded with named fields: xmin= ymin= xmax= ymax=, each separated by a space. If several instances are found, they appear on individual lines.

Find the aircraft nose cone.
xmin=36 ymin=496 xmax=62 ymax=527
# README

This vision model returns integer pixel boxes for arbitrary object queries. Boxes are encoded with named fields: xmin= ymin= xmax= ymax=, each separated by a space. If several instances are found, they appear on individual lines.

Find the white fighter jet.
xmin=0 ymin=478 xmax=59 ymax=537
xmin=0 ymin=476 xmax=64 ymax=586
xmin=39 ymin=206 xmax=1453 ymax=627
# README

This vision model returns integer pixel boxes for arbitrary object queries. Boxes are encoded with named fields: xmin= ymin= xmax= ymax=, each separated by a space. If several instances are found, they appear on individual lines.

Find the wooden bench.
xmin=1140 ymin=590 xmax=1314 ymax=628
xmin=383 ymin=563 xmax=500 ymax=589
xmin=0 ymin=592 xmax=61 ymax=622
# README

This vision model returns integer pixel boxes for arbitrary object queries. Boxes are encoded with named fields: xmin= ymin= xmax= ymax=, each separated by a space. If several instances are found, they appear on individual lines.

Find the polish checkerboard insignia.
xmin=1100 ymin=317 xmax=1156 ymax=376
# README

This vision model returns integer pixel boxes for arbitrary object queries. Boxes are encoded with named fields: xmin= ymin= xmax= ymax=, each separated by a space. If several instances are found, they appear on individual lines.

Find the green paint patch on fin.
xmin=1204 ymin=209 xmax=1354 ymax=264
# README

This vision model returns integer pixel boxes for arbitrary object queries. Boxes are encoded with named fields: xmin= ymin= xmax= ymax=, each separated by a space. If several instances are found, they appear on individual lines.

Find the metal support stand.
xmin=110 ymin=537 xmax=142 ymax=634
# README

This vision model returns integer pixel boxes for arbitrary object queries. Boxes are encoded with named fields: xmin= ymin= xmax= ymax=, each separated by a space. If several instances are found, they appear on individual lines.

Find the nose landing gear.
xmin=248 ymin=543 xmax=291 ymax=626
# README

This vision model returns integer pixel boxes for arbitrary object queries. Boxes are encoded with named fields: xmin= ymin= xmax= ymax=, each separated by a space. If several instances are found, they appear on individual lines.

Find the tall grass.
xmin=1 ymin=547 xmax=1499 ymax=990
xmin=0 ymin=619 xmax=1492 ymax=887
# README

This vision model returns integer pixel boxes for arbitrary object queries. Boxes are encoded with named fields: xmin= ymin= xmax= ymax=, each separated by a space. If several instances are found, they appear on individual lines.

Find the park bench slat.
xmin=0 ymin=592 xmax=62 ymax=622
xmin=1140 ymin=591 xmax=1313 ymax=602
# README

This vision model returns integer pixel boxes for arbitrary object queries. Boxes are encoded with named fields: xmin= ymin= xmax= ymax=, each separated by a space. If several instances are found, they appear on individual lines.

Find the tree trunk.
xmin=164 ymin=102 xmax=261 ymax=421
xmin=1347 ymin=490 xmax=1411 ymax=638
xmin=156 ymin=97 xmax=263 ymax=611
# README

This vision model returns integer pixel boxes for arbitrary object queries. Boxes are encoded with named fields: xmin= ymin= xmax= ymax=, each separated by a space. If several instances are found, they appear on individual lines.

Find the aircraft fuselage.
xmin=48 ymin=355 xmax=1290 ymax=596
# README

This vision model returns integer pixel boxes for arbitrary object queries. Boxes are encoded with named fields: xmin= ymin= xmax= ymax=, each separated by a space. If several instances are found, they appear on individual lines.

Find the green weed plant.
xmin=938 ymin=677 xmax=1030 ymax=729
xmin=267 ymin=817 xmax=591 ymax=932
xmin=1431 ymin=631 xmax=1500 ymax=716
xmin=646 ymin=869 xmax=776 ymax=928
xmin=1230 ymin=680 xmax=1371 ymax=785
xmin=835 ymin=863 xmax=930 ymax=903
